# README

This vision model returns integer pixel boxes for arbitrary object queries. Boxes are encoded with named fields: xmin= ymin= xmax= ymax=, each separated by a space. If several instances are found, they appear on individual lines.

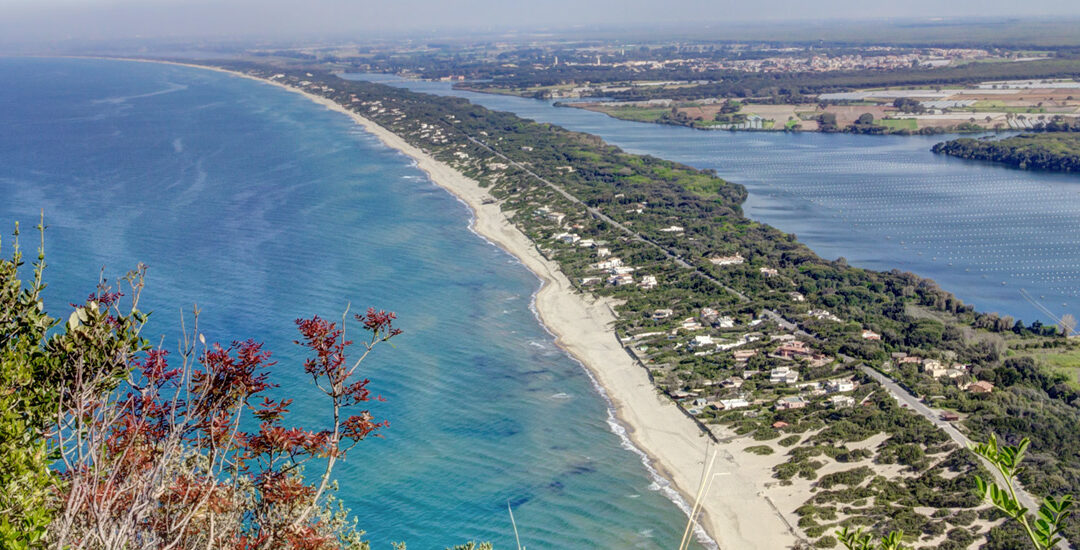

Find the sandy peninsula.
xmin=129 ymin=58 xmax=801 ymax=550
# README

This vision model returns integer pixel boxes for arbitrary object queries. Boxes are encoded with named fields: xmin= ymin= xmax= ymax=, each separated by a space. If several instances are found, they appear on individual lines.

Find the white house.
xmin=652 ymin=308 xmax=674 ymax=320
xmin=776 ymin=395 xmax=808 ymax=410
xmin=721 ymin=376 xmax=745 ymax=389
xmin=709 ymin=254 xmax=745 ymax=266
xmin=825 ymin=379 xmax=856 ymax=393
xmin=808 ymin=309 xmax=842 ymax=322
xmin=538 ymin=208 xmax=565 ymax=224
xmin=718 ymin=398 xmax=750 ymax=410
xmin=770 ymin=366 xmax=799 ymax=384
xmin=681 ymin=318 xmax=704 ymax=331
xmin=593 ymin=258 xmax=623 ymax=270
xmin=922 ymin=359 xmax=948 ymax=378
xmin=829 ymin=395 xmax=856 ymax=408
xmin=690 ymin=335 xmax=715 ymax=348
xmin=733 ymin=349 xmax=757 ymax=362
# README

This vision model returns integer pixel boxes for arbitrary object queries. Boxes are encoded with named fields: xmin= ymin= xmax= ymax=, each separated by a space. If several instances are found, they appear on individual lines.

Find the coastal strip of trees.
xmin=932 ymin=133 xmax=1080 ymax=172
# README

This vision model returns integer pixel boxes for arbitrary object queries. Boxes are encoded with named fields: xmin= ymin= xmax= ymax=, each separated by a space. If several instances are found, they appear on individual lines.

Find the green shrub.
xmin=745 ymin=445 xmax=776 ymax=456
xmin=779 ymin=434 xmax=802 ymax=447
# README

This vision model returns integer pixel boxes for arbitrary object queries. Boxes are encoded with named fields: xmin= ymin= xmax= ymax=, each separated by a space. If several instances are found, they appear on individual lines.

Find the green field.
xmin=1016 ymin=347 xmax=1080 ymax=389
xmin=878 ymin=118 xmax=918 ymax=130
xmin=969 ymin=100 xmax=1046 ymax=113
xmin=694 ymin=120 xmax=727 ymax=128
xmin=596 ymin=106 xmax=669 ymax=123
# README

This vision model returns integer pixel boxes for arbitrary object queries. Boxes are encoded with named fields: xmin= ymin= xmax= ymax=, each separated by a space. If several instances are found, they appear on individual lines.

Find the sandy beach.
xmin=132 ymin=58 xmax=801 ymax=549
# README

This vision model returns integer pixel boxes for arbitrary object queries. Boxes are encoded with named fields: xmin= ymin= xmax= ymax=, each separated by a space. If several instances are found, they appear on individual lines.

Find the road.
xmin=761 ymin=309 xmax=818 ymax=342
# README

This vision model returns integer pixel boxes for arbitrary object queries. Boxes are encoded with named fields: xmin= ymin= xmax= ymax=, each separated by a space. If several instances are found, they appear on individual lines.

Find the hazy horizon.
xmin=4 ymin=0 xmax=1080 ymax=47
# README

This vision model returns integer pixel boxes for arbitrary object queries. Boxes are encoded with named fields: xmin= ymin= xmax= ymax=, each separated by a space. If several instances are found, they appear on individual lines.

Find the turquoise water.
xmin=352 ymin=74 xmax=1080 ymax=325
xmin=0 ymin=58 xmax=707 ymax=549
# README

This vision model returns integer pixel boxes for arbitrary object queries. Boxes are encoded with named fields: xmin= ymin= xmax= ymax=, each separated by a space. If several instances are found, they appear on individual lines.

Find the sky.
xmin=2 ymin=0 xmax=1080 ymax=45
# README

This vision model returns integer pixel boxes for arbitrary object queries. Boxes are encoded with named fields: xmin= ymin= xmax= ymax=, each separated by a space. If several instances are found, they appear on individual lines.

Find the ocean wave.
xmin=524 ymin=285 xmax=720 ymax=550
xmin=92 ymin=81 xmax=188 ymax=105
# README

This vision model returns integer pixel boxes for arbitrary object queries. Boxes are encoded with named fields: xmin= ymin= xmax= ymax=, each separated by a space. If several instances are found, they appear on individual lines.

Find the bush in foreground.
xmin=1 ymin=223 xmax=489 ymax=549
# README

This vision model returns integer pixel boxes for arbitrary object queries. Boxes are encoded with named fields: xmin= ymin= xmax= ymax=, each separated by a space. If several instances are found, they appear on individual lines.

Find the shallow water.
xmin=0 ymin=58 xmax=706 ymax=549
xmin=352 ymin=73 xmax=1080 ymax=325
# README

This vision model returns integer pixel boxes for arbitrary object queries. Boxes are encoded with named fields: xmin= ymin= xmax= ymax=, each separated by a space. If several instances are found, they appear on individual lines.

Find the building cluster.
xmin=551 ymin=47 xmax=994 ymax=77
xmin=623 ymin=287 xmax=868 ymax=417
xmin=536 ymin=206 xmax=662 ymax=290
xmin=889 ymin=353 xmax=994 ymax=395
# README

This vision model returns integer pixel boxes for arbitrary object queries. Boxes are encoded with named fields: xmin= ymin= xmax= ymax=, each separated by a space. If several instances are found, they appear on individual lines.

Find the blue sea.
xmin=0 ymin=58 xmax=706 ymax=549
xmin=352 ymin=74 xmax=1080 ymax=326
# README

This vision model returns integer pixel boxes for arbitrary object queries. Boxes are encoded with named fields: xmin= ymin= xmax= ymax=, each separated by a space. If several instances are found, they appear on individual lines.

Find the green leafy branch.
xmin=971 ymin=434 xmax=1074 ymax=550
xmin=835 ymin=526 xmax=906 ymax=550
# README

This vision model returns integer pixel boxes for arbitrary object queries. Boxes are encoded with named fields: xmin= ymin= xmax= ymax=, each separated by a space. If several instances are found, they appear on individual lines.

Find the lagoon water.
xmin=353 ymin=74 xmax=1080 ymax=325
xmin=0 ymin=58 xmax=705 ymax=549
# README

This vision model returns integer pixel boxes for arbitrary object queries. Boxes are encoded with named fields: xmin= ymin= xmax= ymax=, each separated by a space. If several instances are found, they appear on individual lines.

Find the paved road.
xmin=859 ymin=366 xmax=1074 ymax=548
xmin=761 ymin=309 xmax=818 ymax=342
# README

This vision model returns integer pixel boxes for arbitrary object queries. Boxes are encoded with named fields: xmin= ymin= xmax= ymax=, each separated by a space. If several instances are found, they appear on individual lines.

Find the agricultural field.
xmin=599 ymin=105 xmax=672 ymax=122
xmin=1025 ymin=348 xmax=1080 ymax=388
xmin=878 ymin=118 xmax=919 ymax=130
xmin=561 ymin=79 xmax=1080 ymax=134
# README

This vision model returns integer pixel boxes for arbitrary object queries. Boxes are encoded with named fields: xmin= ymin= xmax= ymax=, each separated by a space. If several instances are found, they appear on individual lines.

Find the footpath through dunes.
xmin=166 ymin=61 xmax=799 ymax=548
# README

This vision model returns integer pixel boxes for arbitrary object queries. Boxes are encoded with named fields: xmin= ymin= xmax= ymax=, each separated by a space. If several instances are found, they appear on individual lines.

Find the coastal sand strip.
xmin=120 ymin=58 xmax=797 ymax=550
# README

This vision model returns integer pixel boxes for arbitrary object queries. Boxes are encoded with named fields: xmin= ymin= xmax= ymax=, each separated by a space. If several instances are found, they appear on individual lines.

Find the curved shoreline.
xmin=101 ymin=57 xmax=797 ymax=549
